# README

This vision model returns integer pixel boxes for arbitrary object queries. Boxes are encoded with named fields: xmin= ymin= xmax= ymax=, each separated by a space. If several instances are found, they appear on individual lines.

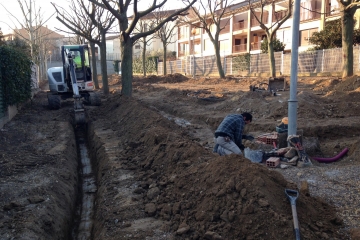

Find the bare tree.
xmin=182 ymin=0 xmax=235 ymax=78
xmin=133 ymin=19 xmax=155 ymax=76
xmin=154 ymin=8 xmax=178 ymax=75
xmin=87 ymin=0 xmax=196 ymax=97
xmin=338 ymin=1 xmax=360 ymax=77
xmin=249 ymin=0 xmax=292 ymax=77
xmin=1 ymin=0 xmax=55 ymax=79
xmin=52 ymin=1 xmax=99 ymax=89
xmin=52 ymin=0 xmax=116 ymax=94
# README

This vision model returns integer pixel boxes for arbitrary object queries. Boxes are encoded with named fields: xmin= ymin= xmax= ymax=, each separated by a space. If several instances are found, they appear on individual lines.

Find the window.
xmin=204 ymin=39 xmax=211 ymax=51
xmin=235 ymin=39 xmax=241 ymax=45
xmin=253 ymin=34 xmax=258 ymax=43
xmin=276 ymin=28 xmax=291 ymax=46
xmin=300 ymin=0 xmax=320 ymax=21
xmin=218 ymin=39 xmax=229 ymax=52
xmin=299 ymin=28 xmax=318 ymax=46
xmin=330 ymin=0 xmax=340 ymax=14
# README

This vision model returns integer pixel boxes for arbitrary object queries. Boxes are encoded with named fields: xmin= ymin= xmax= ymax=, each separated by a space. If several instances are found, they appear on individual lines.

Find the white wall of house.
xmin=176 ymin=0 xmax=351 ymax=58
xmin=99 ymin=36 xmax=121 ymax=60
xmin=132 ymin=17 xmax=178 ymax=58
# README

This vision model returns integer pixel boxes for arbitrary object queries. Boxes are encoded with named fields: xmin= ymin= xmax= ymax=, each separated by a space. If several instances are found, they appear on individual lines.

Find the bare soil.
xmin=1 ymin=73 xmax=360 ymax=240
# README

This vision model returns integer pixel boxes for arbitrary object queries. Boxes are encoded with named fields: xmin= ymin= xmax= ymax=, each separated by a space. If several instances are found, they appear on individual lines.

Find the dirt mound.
xmin=90 ymin=94 xmax=343 ymax=239
xmin=0 ymin=92 xmax=78 ymax=239
xmin=132 ymin=73 xmax=189 ymax=84
xmin=332 ymin=76 xmax=360 ymax=92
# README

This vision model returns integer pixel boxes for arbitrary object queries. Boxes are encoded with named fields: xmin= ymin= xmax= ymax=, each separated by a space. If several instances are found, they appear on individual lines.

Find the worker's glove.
xmin=239 ymin=144 xmax=245 ymax=151
xmin=242 ymin=135 xmax=254 ymax=141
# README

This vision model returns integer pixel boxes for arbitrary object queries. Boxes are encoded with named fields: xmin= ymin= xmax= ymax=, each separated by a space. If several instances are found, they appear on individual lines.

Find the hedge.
xmin=0 ymin=45 xmax=32 ymax=107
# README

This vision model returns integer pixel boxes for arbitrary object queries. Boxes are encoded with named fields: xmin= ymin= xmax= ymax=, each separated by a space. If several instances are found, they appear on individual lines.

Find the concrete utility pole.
xmin=288 ymin=0 xmax=301 ymax=137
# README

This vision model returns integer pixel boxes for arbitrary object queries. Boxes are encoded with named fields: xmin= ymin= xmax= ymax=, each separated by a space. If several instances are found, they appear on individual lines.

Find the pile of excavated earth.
xmin=1 ymin=73 xmax=360 ymax=239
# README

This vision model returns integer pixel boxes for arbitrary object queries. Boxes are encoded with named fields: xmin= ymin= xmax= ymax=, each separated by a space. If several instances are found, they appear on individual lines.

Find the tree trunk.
xmin=212 ymin=39 xmax=225 ymax=78
xmin=142 ymin=39 xmax=146 ymax=77
xmin=163 ymin=44 xmax=167 ymax=75
xmin=341 ymin=7 xmax=356 ymax=78
xmin=268 ymin=40 xmax=276 ymax=77
xmin=90 ymin=41 xmax=99 ymax=89
xmin=100 ymin=32 xmax=109 ymax=94
xmin=121 ymin=37 xmax=133 ymax=96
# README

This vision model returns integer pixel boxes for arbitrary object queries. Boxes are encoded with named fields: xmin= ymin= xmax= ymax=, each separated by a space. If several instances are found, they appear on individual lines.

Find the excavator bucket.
xmin=267 ymin=77 xmax=287 ymax=92
xmin=75 ymin=110 xmax=86 ymax=124
xmin=74 ymin=97 xmax=86 ymax=124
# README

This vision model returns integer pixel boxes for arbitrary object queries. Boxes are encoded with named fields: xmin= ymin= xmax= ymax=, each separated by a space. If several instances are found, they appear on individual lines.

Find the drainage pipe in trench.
xmin=311 ymin=148 xmax=349 ymax=163
xmin=73 ymin=126 xmax=97 ymax=240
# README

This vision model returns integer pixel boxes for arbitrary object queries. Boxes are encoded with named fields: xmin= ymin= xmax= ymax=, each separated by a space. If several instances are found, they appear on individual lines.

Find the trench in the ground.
xmin=70 ymin=124 xmax=97 ymax=240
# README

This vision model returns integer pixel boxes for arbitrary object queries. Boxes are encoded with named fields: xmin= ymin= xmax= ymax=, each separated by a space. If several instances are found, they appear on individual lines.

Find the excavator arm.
xmin=67 ymin=52 xmax=86 ymax=124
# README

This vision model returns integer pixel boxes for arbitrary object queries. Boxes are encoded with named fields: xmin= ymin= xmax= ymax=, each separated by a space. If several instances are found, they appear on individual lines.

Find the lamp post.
xmin=288 ymin=0 xmax=301 ymax=139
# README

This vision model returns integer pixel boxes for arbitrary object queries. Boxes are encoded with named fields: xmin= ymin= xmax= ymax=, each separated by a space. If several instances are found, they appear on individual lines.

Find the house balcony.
xmin=220 ymin=25 xmax=230 ymax=34
xmin=178 ymin=50 xmax=189 ymax=57
xmin=250 ymin=42 xmax=261 ymax=51
xmin=233 ymin=44 xmax=247 ymax=53
xmin=273 ymin=10 xmax=288 ymax=22
xmin=178 ymin=33 xmax=189 ymax=40
xmin=190 ymin=48 xmax=201 ymax=55
xmin=251 ymin=15 xmax=268 ymax=27
xmin=233 ymin=21 xmax=248 ymax=31
xmin=326 ymin=5 xmax=340 ymax=17
xmin=300 ymin=8 xmax=321 ymax=21
xmin=192 ymin=28 xmax=201 ymax=36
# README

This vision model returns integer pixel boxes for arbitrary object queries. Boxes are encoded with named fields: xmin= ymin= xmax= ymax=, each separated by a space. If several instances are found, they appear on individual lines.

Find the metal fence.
xmin=157 ymin=47 xmax=359 ymax=76
xmin=45 ymin=46 xmax=359 ymax=77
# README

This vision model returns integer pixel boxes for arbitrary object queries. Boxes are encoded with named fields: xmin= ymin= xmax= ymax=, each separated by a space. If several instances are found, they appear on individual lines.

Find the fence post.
xmin=281 ymin=52 xmax=284 ymax=75
xmin=224 ymin=57 xmax=227 ymax=75
xmin=193 ymin=55 xmax=195 ymax=78
xmin=321 ymin=49 xmax=325 ymax=72
xmin=188 ymin=56 xmax=190 ymax=76
xmin=203 ymin=56 xmax=205 ymax=76
xmin=249 ymin=54 xmax=252 ymax=75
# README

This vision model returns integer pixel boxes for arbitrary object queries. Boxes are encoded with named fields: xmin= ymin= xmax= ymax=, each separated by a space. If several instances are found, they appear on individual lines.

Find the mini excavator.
xmin=47 ymin=45 xmax=100 ymax=124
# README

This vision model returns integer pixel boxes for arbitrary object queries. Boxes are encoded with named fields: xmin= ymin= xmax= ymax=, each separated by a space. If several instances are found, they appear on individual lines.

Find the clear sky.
xmin=0 ymin=0 xmax=190 ymax=35
xmin=0 ymin=0 xmax=67 ymax=34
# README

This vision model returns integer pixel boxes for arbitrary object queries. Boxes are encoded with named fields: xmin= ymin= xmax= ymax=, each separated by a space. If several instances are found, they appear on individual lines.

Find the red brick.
xmin=266 ymin=157 xmax=280 ymax=168
xmin=256 ymin=133 xmax=278 ymax=146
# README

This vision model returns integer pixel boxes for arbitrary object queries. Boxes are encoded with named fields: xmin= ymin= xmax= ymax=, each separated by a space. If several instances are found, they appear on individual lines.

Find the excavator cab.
xmin=61 ymin=45 xmax=93 ymax=92
xmin=47 ymin=44 xmax=100 ymax=124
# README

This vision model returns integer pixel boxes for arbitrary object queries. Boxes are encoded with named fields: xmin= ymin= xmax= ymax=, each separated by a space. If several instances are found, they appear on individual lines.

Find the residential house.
xmin=105 ymin=35 xmax=121 ymax=61
xmin=4 ymin=26 xmax=65 ymax=61
xmin=128 ymin=9 xmax=179 ymax=59
xmin=176 ymin=0 xmax=349 ymax=59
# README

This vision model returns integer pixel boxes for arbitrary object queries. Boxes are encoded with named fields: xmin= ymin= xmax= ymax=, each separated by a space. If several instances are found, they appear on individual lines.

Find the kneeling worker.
xmin=213 ymin=112 xmax=253 ymax=156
